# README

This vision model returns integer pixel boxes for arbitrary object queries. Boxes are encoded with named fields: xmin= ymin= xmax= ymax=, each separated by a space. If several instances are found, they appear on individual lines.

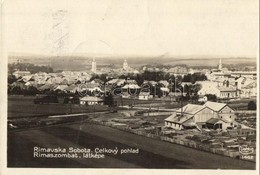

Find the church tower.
xmin=218 ymin=59 xmax=222 ymax=70
xmin=91 ymin=57 xmax=97 ymax=74
xmin=123 ymin=59 xmax=128 ymax=70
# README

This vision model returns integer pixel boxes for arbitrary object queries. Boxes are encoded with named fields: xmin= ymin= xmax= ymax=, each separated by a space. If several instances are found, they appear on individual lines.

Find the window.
xmin=230 ymin=116 xmax=231 ymax=118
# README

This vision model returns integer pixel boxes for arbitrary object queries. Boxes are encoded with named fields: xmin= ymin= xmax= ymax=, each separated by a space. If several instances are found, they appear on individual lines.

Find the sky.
xmin=3 ymin=0 xmax=259 ymax=58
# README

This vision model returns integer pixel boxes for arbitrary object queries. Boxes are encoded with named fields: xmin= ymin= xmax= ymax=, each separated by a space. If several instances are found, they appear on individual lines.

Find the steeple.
xmin=91 ymin=57 xmax=97 ymax=74
xmin=123 ymin=59 xmax=128 ymax=70
xmin=218 ymin=59 xmax=222 ymax=70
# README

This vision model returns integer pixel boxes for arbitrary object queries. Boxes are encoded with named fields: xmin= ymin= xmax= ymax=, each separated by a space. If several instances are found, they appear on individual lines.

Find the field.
xmin=8 ymin=122 xmax=255 ymax=169
xmin=8 ymin=95 xmax=256 ymax=118
xmin=7 ymin=95 xmax=257 ymax=169
xmin=8 ymin=96 xmax=108 ymax=118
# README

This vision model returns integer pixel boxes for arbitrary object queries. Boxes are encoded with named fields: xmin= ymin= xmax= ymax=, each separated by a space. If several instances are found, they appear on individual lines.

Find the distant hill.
xmin=8 ymin=54 xmax=256 ymax=71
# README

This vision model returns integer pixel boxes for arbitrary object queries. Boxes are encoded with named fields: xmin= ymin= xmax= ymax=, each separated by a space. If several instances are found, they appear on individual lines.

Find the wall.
xmin=219 ymin=105 xmax=236 ymax=123
xmin=194 ymin=108 xmax=218 ymax=123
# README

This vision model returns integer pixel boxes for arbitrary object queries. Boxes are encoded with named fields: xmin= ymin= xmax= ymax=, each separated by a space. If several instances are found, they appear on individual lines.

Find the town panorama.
xmin=7 ymin=56 xmax=257 ymax=169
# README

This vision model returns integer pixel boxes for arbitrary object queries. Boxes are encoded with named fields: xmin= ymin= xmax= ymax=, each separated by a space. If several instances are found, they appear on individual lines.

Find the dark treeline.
xmin=91 ymin=70 xmax=207 ymax=85
xmin=8 ymin=63 xmax=54 ymax=74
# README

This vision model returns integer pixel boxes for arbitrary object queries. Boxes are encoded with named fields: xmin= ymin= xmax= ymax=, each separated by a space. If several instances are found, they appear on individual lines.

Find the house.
xmin=13 ymin=71 xmax=31 ymax=78
xmin=138 ymin=92 xmax=152 ymax=100
xmin=218 ymin=87 xmax=238 ymax=99
xmin=241 ymin=81 xmax=257 ymax=98
xmin=143 ymin=80 xmax=157 ymax=86
xmin=197 ymin=81 xmax=238 ymax=99
xmin=121 ymin=84 xmax=141 ymax=98
xmin=21 ymin=75 xmax=33 ymax=82
xmin=205 ymin=118 xmax=230 ymax=130
xmin=198 ymin=96 xmax=208 ymax=102
xmin=160 ymin=87 xmax=169 ymax=96
xmin=64 ymin=84 xmax=78 ymax=93
xmin=80 ymin=83 xmax=101 ymax=92
xmin=204 ymin=101 xmax=236 ymax=123
xmin=54 ymin=85 xmax=68 ymax=91
xmin=165 ymin=102 xmax=237 ymax=131
xmin=197 ymin=81 xmax=219 ymax=96
xmin=106 ymin=79 xmax=125 ymax=86
xmin=91 ymin=79 xmax=104 ymax=85
xmin=122 ymin=84 xmax=141 ymax=90
xmin=231 ymin=71 xmax=257 ymax=79
xmin=209 ymin=72 xmax=231 ymax=80
xmin=165 ymin=104 xmax=215 ymax=130
xmin=38 ymin=83 xmax=57 ymax=91
xmin=236 ymin=77 xmax=257 ymax=98
xmin=80 ymin=96 xmax=104 ymax=105
xmin=159 ymin=80 xmax=169 ymax=87
xmin=167 ymin=66 xmax=189 ymax=75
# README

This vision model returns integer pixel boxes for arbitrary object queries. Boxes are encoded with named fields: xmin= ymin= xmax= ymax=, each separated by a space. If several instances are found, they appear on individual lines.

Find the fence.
xmin=235 ymin=110 xmax=256 ymax=114
xmin=142 ymin=112 xmax=174 ymax=116
xmin=87 ymin=119 xmax=255 ymax=162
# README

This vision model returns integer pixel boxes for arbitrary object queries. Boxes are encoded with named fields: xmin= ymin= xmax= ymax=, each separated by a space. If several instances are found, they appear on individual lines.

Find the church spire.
xmin=123 ymin=59 xmax=128 ymax=70
xmin=218 ymin=59 xmax=222 ymax=70
xmin=91 ymin=57 xmax=97 ymax=74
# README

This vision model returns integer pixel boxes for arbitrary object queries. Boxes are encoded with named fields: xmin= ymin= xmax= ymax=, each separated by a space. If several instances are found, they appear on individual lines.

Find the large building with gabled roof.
xmin=165 ymin=102 xmax=236 ymax=131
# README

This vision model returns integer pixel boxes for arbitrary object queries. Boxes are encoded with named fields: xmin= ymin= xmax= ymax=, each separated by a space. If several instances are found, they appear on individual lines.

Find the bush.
xmin=248 ymin=101 xmax=256 ymax=110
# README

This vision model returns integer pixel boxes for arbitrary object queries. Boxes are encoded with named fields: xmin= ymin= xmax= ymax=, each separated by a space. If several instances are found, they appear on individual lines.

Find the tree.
xmin=104 ymin=92 xmax=114 ymax=107
xmin=205 ymin=94 xmax=217 ymax=102
xmin=24 ymin=86 xmax=39 ymax=96
xmin=182 ymin=74 xmax=193 ymax=82
xmin=8 ymin=75 xmax=18 ymax=84
xmin=104 ymin=92 xmax=117 ymax=112
xmin=135 ymin=74 xmax=144 ymax=85
xmin=11 ymin=86 xmax=22 ymax=95
xmin=248 ymin=101 xmax=256 ymax=110
xmin=99 ymin=74 xmax=108 ymax=83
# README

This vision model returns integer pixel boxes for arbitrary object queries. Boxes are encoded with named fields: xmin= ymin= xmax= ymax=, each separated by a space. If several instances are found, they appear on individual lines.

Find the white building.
xmin=91 ymin=58 xmax=97 ymax=74
xmin=197 ymin=81 xmax=238 ymax=99
xmin=13 ymin=71 xmax=31 ymax=78
xmin=80 ymin=96 xmax=103 ymax=105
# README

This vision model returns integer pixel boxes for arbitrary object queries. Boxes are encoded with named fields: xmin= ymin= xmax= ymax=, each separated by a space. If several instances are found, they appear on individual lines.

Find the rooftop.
xmin=204 ymin=101 xmax=227 ymax=111
xmin=206 ymin=118 xmax=220 ymax=124
xmin=80 ymin=96 xmax=103 ymax=102
xmin=176 ymin=104 xmax=206 ymax=115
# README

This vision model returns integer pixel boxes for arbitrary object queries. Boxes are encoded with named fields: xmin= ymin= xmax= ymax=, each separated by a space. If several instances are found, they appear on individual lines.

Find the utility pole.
xmin=175 ymin=87 xmax=183 ymax=120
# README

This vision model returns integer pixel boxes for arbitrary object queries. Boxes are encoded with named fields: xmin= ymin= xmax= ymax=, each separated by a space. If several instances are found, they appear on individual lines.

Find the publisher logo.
xmin=239 ymin=145 xmax=254 ymax=155
xmin=239 ymin=145 xmax=254 ymax=160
